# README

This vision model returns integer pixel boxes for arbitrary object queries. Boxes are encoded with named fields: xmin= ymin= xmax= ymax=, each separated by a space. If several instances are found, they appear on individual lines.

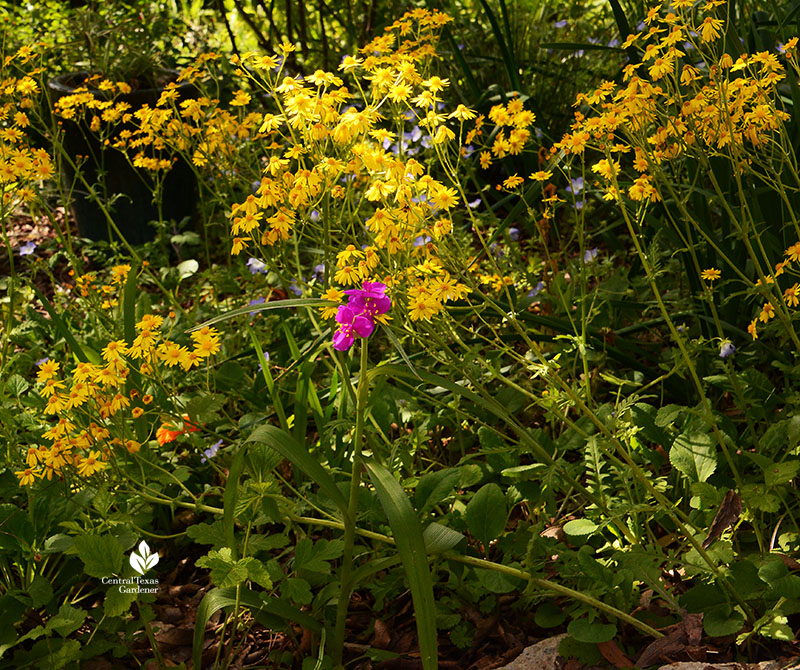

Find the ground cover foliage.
xmin=1 ymin=0 xmax=800 ymax=668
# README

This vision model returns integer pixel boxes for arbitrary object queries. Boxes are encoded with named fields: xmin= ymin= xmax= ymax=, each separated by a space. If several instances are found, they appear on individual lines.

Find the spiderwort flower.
xmin=719 ymin=340 xmax=736 ymax=358
xmin=332 ymin=281 xmax=391 ymax=351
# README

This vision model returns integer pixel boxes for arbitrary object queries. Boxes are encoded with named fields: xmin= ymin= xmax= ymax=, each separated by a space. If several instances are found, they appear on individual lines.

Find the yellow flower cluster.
xmin=52 ymin=62 xmax=266 ymax=175
xmin=16 ymin=315 xmax=221 ymax=487
xmin=0 ymin=46 xmax=56 ymax=208
xmin=227 ymin=9 xmax=475 ymax=322
xmin=555 ymin=1 xmax=796 ymax=204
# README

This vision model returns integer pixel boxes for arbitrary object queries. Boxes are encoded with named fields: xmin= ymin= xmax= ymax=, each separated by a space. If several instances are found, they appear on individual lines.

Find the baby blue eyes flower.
xmin=554 ymin=19 xmax=568 ymax=28
xmin=19 ymin=241 xmax=36 ymax=256
xmin=201 ymin=439 xmax=223 ymax=463
xmin=248 ymin=297 xmax=266 ymax=315
xmin=247 ymin=257 xmax=268 ymax=274
xmin=583 ymin=247 xmax=599 ymax=263
xmin=719 ymin=341 xmax=736 ymax=358
xmin=508 ymin=227 xmax=519 ymax=241
xmin=528 ymin=281 xmax=545 ymax=297
xmin=467 ymin=198 xmax=481 ymax=209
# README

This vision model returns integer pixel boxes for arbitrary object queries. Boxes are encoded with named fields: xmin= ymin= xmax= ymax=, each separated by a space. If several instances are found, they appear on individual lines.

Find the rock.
xmin=658 ymin=662 xmax=785 ymax=670
xmin=496 ymin=635 xmax=566 ymax=670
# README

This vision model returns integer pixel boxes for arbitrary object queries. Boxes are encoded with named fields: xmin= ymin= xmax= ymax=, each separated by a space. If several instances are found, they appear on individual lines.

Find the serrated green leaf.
xmin=196 ymin=548 xmax=250 ymax=588
xmin=186 ymin=520 xmax=228 ymax=548
xmin=246 ymin=558 xmax=273 ymax=590
xmin=670 ymin=432 xmax=716 ymax=482
xmin=73 ymin=535 xmax=123 ymax=579
xmin=27 ymin=575 xmax=53 ymax=609
xmin=46 ymin=603 xmax=86 ymax=637
xmin=104 ymin=585 xmax=137 ymax=617
xmin=282 ymin=577 xmax=313 ymax=605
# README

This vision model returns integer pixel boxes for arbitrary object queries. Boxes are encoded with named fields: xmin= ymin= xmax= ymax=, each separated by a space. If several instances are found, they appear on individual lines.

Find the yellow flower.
xmin=77 ymin=450 xmax=106 ymax=477
xmin=529 ymin=170 xmax=552 ymax=181
xmin=748 ymin=319 xmax=758 ymax=340
xmin=701 ymin=268 xmax=721 ymax=281
xmin=503 ymin=174 xmax=525 ymax=189
xmin=16 ymin=468 xmax=39 ymax=486
xmin=758 ymin=302 xmax=775 ymax=323
xmin=36 ymin=359 xmax=60 ymax=382
xmin=784 ymin=284 xmax=800 ymax=307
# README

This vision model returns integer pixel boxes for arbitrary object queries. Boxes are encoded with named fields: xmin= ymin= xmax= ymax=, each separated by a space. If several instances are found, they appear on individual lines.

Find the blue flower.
xmin=528 ymin=281 xmax=545 ymax=297
xmin=554 ymin=19 xmax=568 ymax=28
xmin=508 ymin=227 xmax=520 ymax=241
xmin=247 ymin=257 xmax=268 ymax=274
xmin=248 ymin=297 xmax=266 ymax=315
xmin=467 ymin=198 xmax=482 ymax=209
xmin=289 ymin=279 xmax=303 ymax=296
xmin=309 ymin=210 xmax=320 ymax=222
xmin=719 ymin=340 xmax=736 ymax=359
xmin=19 ymin=241 xmax=36 ymax=256
xmin=312 ymin=264 xmax=325 ymax=280
xmin=201 ymin=439 xmax=223 ymax=464
xmin=583 ymin=247 xmax=599 ymax=263
xmin=566 ymin=177 xmax=584 ymax=194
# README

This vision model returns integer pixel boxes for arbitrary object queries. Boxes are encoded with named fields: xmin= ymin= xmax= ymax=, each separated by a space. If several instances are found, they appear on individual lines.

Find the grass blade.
xmin=188 ymin=298 xmax=329 ymax=331
xmin=31 ymin=285 xmax=90 ymax=363
xmin=366 ymin=461 xmax=438 ymax=670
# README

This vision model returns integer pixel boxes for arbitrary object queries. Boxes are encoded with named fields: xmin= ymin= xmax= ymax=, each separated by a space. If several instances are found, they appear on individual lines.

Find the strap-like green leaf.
xmin=248 ymin=424 xmax=349 ymax=518
xmin=193 ymin=587 xmax=320 ymax=669
xmin=31 ymin=286 xmax=89 ymax=363
xmin=188 ymin=298 xmax=329 ymax=331
xmin=223 ymin=445 xmax=248 ymax=561
xmin=366 ymin=461 xmax=438 ymax=670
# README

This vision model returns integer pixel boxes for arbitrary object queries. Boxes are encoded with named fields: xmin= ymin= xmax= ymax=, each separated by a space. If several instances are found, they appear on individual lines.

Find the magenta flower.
xmin=332 ymin=281 xmax=391 ymax=351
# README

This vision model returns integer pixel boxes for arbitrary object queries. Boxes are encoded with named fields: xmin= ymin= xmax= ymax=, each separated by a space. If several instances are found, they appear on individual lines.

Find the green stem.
xmin=331 ymin=339 xmax=370 ymax=669
xmin=289 ymin=514 xmax=664 ymax=640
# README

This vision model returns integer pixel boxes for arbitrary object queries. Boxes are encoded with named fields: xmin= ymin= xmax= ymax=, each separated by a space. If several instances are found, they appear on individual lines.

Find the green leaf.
xmin=563 ymin=519 xmax=599 ymax=537
xmin=464 ymin=483 xmax=507 ymax=547
xmin=223 ymin=446 xmax=248 ymax=561
xmin=193 ymin=586 xmax=320 ymax=668
xmin=475 ymin=567 xmax=520 ymax=594
xmin=366 ymin=461 xmax=438 ymax=670
xmin=186 ymin=520 xmax=227 ymax=548
xmin=104 ymin=585 xmax=137 ymax=617
xmin=31 ymin=286 xmax=90 ymax=363
xmin=190 ymin=298 xmax=330 ymax=331
xmin=415 ymin=468 xmax=461 ymax=514
xmin=27 ymin=575 xmax=53 ymax=609
xmin=246 ymin=558 xmax=273 ymax=590
xmin=534 ymin=601 xmax=566 ymax=628
xmin=704 ymin=605 xmax=745 ymax=637
xmin=282 ymin=577 xmax=313 ymax=605
xmin=46 ymin=603 xmax=86 ymax=637
xmin=73 ymin=535 xmax=123 ymax=579
xmin=293 ymin=538 xmax=343 ymax=574
xmin=196 ymin=548 xmax=250 ymax=588
xmin=248 ymin=424 xmax=348 ymax=518
xmin=764 ymin=460 xmax=800 ymax=488
xmin=122 ymin=262 xmax=139 ymax=346
xmin=567 ymin=618 xmax=617 ymax=643
xmin=177 ymin=259 xmax=199 ymax=280
xmin=670 ymin=432 xmax=717 ymax=482
xmin=422 ymin=523 xmax=464 ymax=554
